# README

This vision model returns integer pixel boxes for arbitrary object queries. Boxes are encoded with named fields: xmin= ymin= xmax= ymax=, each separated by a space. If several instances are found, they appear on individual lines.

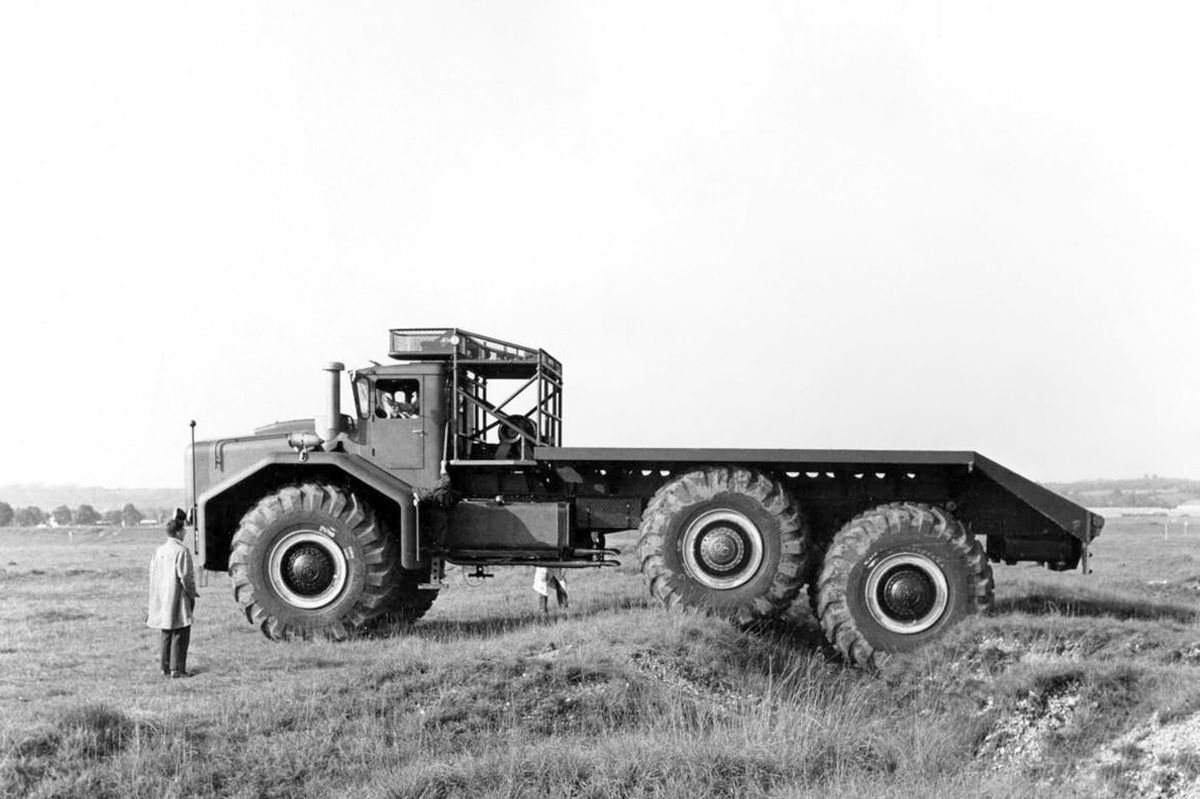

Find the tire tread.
xmin=228 ymin=482 xmax=400 ymax=641
xmin=813 ymin=502 xmax=993 ymax=668
xmin=637 ymin=467 xmax=809 ymax=622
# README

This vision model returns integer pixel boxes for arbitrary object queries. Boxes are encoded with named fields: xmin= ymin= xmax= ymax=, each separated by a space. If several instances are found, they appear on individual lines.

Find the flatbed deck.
xmin=524 ymin=447 xmax=1101 ymax=545
xmin=535 ymin=446 xmax=978 ymax=466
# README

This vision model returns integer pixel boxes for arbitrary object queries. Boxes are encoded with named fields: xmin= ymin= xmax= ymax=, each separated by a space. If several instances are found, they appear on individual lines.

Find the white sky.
xmin=1 ymin=1 xmax=1197 ymax=488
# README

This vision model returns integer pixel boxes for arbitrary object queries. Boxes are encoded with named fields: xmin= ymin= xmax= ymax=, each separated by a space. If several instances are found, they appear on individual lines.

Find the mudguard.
xmin=196 ymin=452 xmax=418 ymax=571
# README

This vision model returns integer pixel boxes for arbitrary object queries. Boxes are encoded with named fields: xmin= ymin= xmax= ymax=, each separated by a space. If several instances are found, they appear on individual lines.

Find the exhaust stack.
xmin=319 ymin=361 xmax=345 ymax=442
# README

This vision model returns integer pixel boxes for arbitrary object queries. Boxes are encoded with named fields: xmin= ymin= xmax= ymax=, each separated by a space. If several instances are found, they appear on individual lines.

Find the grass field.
xmin=1 ymin=517 xmax=1199 ymax=798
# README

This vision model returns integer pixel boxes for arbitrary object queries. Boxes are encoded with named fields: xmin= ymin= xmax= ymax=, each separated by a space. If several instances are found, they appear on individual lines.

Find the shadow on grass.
xmin=743 ymin=616 xmax=837 ymax=662
xmin=993 ymin=590 xmax=1197 ymax=623
xmin=364 ymin=590 xmax=840 ymax=663
xmin=403 ymin=595 xmax=838 ymax=656
xmin=399 ymin=594 xmax=657 ymax=640
xmin=409 ymin=614 xmax=547 ymax=639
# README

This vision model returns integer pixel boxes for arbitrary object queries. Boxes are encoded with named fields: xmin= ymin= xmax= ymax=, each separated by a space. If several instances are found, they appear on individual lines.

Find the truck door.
xmin=371 ymin=378 xmax=425 ymax=469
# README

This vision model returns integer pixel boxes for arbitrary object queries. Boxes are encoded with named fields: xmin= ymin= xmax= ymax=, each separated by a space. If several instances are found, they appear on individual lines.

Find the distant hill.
xmin=1043 ymin=477 xmax=1200 ymax=509
xmin=0 ymin=483 xmax=184 ymax=512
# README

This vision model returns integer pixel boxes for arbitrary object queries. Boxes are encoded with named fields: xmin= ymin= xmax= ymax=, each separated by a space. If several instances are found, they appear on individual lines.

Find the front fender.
xmin=197 ymin=452 xmax=417 ymax=571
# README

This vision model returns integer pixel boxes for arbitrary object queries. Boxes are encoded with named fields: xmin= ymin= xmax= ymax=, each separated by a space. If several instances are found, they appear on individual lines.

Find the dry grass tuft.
xmin=2 ymin=518 xmax=1200 ymax=797
xmin=1 ymin=704 xmax=163 ymax=798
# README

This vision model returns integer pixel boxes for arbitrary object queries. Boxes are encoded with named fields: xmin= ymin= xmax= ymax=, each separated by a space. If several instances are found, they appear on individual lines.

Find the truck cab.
xmin=344 ymin=362 xmax=448 ymax=491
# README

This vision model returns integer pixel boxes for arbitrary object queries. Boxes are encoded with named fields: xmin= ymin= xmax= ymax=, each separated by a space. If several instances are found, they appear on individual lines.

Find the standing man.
xmin=147 ymin=510 xmax=199 ymax=678
xmin=532 ymin=567 xmax=568 ymax=615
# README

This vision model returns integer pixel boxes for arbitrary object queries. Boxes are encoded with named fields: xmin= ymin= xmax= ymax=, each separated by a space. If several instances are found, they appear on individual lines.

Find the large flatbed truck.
xmin=186 ymin=328 xmax=1103 ymax=666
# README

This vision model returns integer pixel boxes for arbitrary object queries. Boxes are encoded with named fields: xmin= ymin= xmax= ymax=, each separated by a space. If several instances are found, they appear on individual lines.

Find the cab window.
xmin=353 ymin=377 xmax=370 ymax=421
xmin=375 ymin=379 xmax=420 ymax=419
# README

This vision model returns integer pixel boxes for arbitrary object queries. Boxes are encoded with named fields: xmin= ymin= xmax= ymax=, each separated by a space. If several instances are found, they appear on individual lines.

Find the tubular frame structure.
xmin=388 ymin=328 xmax=562 ymax=462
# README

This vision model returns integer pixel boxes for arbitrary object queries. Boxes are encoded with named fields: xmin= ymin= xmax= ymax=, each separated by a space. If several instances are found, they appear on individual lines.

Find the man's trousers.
xmin=159 ymin=626 xmax=191 ymax=674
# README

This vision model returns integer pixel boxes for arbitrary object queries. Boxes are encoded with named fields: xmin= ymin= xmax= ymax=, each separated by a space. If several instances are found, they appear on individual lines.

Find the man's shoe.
xmin=170 ymin=671 xmax=192 ymax=679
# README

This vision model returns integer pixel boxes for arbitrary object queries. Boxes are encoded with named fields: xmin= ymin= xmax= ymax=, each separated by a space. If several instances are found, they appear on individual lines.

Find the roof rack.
xmin=388 ymin=328 xmax=563 ymax=457
xmin=388 ymin=327 xmax=561 ymax=380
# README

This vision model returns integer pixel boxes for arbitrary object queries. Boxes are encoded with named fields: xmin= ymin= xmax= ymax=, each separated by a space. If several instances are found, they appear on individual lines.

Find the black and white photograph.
xmin=1 ymin=2 xmax=1198 ymax=797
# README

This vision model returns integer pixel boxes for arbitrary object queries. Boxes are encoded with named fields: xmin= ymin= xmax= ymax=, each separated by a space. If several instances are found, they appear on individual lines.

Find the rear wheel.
xmin=229 ymin=483 xmax=399 ymax=640
xmin=814 ymin=502 xmax=993 ymax=667
xmin=638 ymin=467 xmax=809 ymax=623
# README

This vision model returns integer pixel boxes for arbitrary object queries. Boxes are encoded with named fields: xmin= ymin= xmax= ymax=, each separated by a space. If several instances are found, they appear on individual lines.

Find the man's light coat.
xmin=147 ymin=537 xmax=198 ymax=629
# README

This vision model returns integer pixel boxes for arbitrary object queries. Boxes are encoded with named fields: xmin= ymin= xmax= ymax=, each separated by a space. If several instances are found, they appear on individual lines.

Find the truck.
xmin=186 ymin=328 xmax=1103 ymax=666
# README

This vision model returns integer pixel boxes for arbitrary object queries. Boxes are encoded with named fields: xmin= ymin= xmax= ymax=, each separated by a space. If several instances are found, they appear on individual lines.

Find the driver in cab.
xmin=379 ymin=389 xmax=419 ymax=419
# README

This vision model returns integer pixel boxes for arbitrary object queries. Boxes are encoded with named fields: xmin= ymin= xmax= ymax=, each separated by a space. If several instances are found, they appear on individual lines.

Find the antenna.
xmin=189 ymin=420 xmax=198 ymax=555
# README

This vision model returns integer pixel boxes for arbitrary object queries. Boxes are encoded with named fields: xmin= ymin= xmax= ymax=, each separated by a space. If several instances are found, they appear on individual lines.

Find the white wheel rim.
xmin=863 ymin=552 xmax=949 ymax=634
xmin=680 ymin=508 xmax=764 ymax=590
xmin=267 ymin=529 xmax=348 ymax=609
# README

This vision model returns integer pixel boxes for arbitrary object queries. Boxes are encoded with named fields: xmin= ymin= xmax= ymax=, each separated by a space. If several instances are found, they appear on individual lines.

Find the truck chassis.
xmin=187 ymin=328 xmax=1102 ymax=666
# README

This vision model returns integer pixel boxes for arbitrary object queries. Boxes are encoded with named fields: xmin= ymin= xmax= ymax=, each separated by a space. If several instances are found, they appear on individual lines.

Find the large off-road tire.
xmin=387 ymin=587 xmax=437 ymax=625
xmin=228 ymin=483 xmax=400 ymax=640
xmin=365 ymin=566 xmax=438 ymax=631
xmin=814 ymin=502 xmax=993 ymax=668
xmin=638 ymin=467 xmax=809 ymax=624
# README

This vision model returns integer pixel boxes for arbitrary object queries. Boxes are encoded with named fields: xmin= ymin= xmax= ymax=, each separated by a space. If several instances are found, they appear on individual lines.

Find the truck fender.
xmin=197 ymin=452 xmax=418 ymax=571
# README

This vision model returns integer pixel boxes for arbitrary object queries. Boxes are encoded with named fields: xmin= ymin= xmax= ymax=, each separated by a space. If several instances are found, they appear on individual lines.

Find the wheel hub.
xmin=681 ymin=509 xmax=764 ymax=590
xmin=283 ymin=543 xmax=336 ymax=596
xmin=878 ymin=567 xmax=936 ymax=621
xmin=267 ymin=529 xmax=348 ymax=610
xmin=698 ymin=526 xmax=746 ymax=572
xmin=863 ymin=553 xmax=949 ymax=634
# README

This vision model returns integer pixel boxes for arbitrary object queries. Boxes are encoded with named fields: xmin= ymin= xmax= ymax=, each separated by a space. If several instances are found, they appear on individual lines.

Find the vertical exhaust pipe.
xmin=319 ymin=361 xmax=345 ymax=442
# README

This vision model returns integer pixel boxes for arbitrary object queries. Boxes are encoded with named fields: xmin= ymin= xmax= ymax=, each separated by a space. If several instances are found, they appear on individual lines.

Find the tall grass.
xmin=2 ymin=520 xmax=1199 ymax=797
xmin=0 ymin=611 xmax=1062 ymax=797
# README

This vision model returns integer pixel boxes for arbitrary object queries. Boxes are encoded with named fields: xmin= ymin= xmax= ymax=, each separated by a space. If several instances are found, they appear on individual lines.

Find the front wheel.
xmin=638 ymin=467 xmax=809 ymax=623
xmin=814 ymin=502 xmax=993 ymax=668
xmin=228 ymin=483 xmax=400 ymax=640
xmin=365 ymin=565 xmax=438 ymax=631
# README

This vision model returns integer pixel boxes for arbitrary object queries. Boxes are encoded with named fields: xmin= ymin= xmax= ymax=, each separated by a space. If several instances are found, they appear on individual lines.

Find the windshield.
xmin=353 ymin=376 xmax=370 ymax=420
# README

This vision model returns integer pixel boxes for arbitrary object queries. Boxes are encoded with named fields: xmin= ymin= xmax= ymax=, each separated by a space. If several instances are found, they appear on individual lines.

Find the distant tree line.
xmin=0 ymin=501 xmax=167 ymax=528
xmin=1046 ymin=477 xmax=1200 ymax=509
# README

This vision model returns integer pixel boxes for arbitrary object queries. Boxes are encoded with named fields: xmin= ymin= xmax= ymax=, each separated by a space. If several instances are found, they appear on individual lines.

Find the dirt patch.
xmin=1169 ymin=643 xmax=1200 ymax=666
xmin=944 ymin=633 xmax=1084 ymax=684
xmin=629 ymin=649 xmax=755 ymax=711
xmin=976 ymin=679 xmax=1082 ymax=768
xmin=1087 ymin=712 xmax=1200 ymax=798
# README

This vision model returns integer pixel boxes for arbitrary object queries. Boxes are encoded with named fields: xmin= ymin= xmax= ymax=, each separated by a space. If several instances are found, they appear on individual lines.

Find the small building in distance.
xmin=1169 ymin=500 xmax=1200 ymax=518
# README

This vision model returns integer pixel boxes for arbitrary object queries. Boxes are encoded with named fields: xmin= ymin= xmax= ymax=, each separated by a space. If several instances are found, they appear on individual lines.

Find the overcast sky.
xmin=2 ymin=1 xmax=1197 ymax=488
